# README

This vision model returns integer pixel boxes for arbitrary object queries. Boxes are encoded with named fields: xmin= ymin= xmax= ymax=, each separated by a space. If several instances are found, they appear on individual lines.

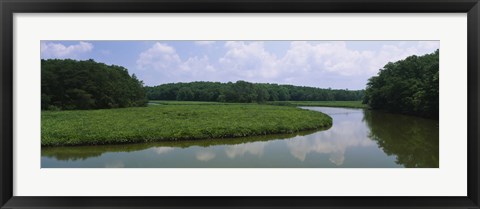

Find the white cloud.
xmin=369 ymin=42 xmax=439 ymax=75
xmin=196 ymin=151 xmax=216 ymax=161
xmin=216 ymin=41 xmax=438 ymax=88
xmin=153 ymin=147 xmax=174 ymax=155
xmin=136 ymin=42 xmax=219 ymax=84
xmin=194 ymin=41 xmax=216 ymax=46
xmin=286 ymin=108 xmax=375 ymax=165
xmin=219 ymin=41 xmax=362 ymax=85
xmin=179 ymin=56 xmax=216 ymax=74
xmin=219 ymin=41 xmax=278 ymax=80
xmin=216 ymin=41 xmax=374 ymax=85
xmin=41 ymin=41 xmax=93 ymax=58
xmin=137 ymin=42 xmax=181 ymax=71
xmin=137 ymin=41 xmax=439 ymax=89
xmin=224 ymin=141 xmax=267 ymax=158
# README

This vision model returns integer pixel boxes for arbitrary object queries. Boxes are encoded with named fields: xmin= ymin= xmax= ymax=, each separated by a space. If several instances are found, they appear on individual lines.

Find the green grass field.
xmin=151 ymin=100 xmax=366 ymax=108
xmin=148 ymin=100 xmax=229 ymax=105
xmin=42 ymin=104 xmax=332 ymax=146
xmin=267 ymin=100 xmax=366 ymax=108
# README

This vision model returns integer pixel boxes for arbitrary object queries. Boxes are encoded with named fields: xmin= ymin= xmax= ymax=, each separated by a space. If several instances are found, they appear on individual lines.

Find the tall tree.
xmin=42 ymin=59 xmax=147 ymax=110
xmin=363 ymin=49 xmax=439 ymax=119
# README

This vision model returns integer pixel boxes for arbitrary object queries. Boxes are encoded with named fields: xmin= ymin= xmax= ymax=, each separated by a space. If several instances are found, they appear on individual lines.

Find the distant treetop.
xmin=145 ymin=80 xmax=365 ymax=103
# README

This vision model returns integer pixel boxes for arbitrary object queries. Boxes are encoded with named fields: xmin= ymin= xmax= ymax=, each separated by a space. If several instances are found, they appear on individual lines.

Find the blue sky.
xmin=41 ymin=40 xmax=439 ymax=90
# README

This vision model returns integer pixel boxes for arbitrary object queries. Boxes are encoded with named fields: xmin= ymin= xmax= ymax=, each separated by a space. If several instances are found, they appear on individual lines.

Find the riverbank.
xmin=268 ymin=100 xmax=366 ymax=108
xmin=42 ymin=129 xmax=324 ymax=161
xmin=42 ymin=104 xmax=332 ymax=146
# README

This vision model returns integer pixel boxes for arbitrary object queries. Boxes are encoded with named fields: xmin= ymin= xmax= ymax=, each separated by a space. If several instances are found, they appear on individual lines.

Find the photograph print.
xmin=40 ymin=40 xmax=439 ymax=168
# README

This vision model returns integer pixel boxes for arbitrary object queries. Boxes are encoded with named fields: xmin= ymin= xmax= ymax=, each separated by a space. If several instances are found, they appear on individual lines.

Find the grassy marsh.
xmin=268 ymin=100 xmax=366 ymax=108
xmin=42 ymin=104 xmax=332 ymax=146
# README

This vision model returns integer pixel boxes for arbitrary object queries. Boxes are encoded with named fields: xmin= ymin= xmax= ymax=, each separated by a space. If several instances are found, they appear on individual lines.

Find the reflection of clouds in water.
xmin=287 ymin=119 xmax=375 ymax=165
xmin=302 ymin=107 xmax=361 ymax=116
xmin=225 ymin=142 xmax=267 ymax=159
xmin=196 ymin=150 xmax=216 ymax=161
xmin=153 ymin=147 xmax=174 ymax=154
xmin=105 ymin=161 xmax=125 ymax=168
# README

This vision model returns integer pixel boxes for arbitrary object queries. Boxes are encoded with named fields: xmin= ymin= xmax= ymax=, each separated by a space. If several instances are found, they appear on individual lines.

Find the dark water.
xmin=41 ymin=107 xmax=439 ymax=168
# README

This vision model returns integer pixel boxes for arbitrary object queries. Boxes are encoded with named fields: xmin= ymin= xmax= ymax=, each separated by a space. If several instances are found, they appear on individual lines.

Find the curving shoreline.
xmin=41 ymin=104 xmax=332 ymax=147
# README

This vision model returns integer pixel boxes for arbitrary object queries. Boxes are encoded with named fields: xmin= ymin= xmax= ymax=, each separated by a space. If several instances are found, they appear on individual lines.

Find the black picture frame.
xmin=1 ymin=0 xmax=479 ymax=208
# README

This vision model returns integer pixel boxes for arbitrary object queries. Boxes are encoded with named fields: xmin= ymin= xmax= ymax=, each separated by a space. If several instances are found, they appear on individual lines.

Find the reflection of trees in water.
xmin=363 ymin=110 xmax=439 ymax=168
xmin=41 ymin=128 xmax=325 ymax=161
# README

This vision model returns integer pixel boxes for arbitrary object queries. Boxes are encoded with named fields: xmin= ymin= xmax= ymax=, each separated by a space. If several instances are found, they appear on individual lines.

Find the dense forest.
xmin=145 ymin=81 xmax=365 ymax=103
xmin=363 ymin=50 xmax=439 ymax=119
xmin=42 ymin=59 xmax=147 ymax=110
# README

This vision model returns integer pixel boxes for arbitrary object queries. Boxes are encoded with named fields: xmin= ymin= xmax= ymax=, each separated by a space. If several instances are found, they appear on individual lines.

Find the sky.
xmin=40 ymin=40 xmax=439 ymax=90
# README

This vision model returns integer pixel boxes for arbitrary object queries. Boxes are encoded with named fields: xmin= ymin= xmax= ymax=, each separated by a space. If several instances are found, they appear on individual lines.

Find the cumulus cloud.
xmin=217 ymin=41 xmax=438 ymax=88
xmin=137 ymin=42 xmax=181 ymax=71
xmin=216 ymin=41 xmax=363 ymax=86
xmin=219 ymin=41 xmax=278 ymax=80
xmin=153 ymin=147 xmax=174 ymax=155
xmin=41 ymin=41 xmax=93 ymax=58
xmin=224 ymin=141 xmax=267 ymax=159
xmin=179 ymin=56 xmax=216 ymax=74
xmin=136 ymin=42 xmax=220 ymax=84
xmin=286 ymin=108 xmax=375 ymax=165
xmin=136 ymin=41 xmax=439 ymax=89
xmin=196 ymin=151 xmax=216 ymax=161
xmin=282 ymin=41 xmax=378 ymax=76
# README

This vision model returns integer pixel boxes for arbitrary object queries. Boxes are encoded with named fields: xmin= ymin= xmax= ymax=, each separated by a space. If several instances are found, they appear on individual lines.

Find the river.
xmin=41 ymin=107 xmax=439 ymax=168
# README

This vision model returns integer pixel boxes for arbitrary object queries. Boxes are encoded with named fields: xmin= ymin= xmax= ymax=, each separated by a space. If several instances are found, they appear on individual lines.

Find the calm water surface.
xmin=41 ymin=107 xmax=439 ymax=168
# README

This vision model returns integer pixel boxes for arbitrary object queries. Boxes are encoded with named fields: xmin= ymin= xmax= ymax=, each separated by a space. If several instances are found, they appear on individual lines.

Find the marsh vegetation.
xmin=42 ymin=103 xmax=332 ymax=146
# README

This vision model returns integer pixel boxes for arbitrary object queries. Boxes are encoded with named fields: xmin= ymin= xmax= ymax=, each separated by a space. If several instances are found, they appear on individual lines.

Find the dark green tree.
xmin=177 ymin=87 xmax=194 ymax=101
xmin=41 ymin=59 xmax=147 ymax=110
xmin=363 ymin=49 xmax=439 ymax=119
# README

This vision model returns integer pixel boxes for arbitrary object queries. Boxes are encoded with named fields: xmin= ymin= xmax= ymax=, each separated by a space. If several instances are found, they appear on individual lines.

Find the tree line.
xmin=363 ymin=49 xmax=439 ymax=119
xmin=42 ymin=59 xmax=147 ymax=110
xmin=145 ymin=81 xmax=365 ymax=103
xmin=43 ymin=50 xmax=439 ymax=118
